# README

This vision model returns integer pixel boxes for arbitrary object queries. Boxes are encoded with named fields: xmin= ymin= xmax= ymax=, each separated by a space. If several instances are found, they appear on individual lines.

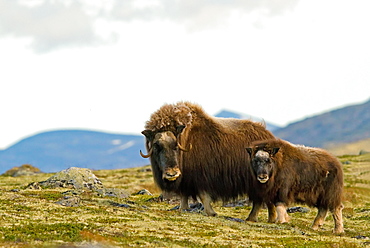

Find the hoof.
xmin=246 ymin=218 xmax=258 ymax=222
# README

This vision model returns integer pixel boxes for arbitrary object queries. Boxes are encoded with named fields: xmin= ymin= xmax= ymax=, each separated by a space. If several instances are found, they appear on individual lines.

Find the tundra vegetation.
xmin=0 ymin=153 xmax=369 ymax=247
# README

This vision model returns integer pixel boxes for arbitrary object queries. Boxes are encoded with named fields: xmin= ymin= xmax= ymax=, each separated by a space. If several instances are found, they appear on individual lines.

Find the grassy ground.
xmin=0 ymin=154 xmax=369 ymax=247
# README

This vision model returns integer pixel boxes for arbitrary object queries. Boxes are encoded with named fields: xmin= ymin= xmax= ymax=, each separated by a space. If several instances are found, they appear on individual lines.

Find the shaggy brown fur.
xmin=246 ymin=139 xmax=344 ymax=233
xmin=142 ymin=101 xmax=275 ymax=216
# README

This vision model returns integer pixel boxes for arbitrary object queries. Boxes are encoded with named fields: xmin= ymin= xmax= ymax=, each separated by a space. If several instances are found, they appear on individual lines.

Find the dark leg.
xmin=198 ymin=191 xmax=217 ymax=216
xmin=179 ymin=195 xmax=189 ymax=211
xmin=267 ymin=202 xmax=277 ymax=223
xmin=246 ymin=200 xmax=263 ymax=222
xmin=311 ymin=207 xmax=328 ymax=231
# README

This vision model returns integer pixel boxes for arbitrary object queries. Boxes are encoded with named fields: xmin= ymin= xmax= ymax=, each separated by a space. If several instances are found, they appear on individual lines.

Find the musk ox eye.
xmin=153 ymin=143 xmax=161 ymax=152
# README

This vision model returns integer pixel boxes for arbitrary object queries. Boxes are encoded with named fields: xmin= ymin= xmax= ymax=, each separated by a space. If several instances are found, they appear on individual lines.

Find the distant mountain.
xmin=0 ymin=110 xmax=281 ymax=174
xmin=327 ymin=138 xmax=370 ymax=156
xmin=273 ymin=99 xmax=370 ymax=148
xmin=0 ymin=130 xmax=147 ymax=174
xmin=2 ymin=101 xmax=368 ymax=174
xmin=215 ymin=110 xmax=281 ymax=131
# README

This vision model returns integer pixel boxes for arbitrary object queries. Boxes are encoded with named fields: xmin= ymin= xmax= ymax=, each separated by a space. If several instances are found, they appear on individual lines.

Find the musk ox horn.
xmin=140 ymin=147 xmax=153 ymax=158
xmin=178 ymin=142 xmax=192 ymax=152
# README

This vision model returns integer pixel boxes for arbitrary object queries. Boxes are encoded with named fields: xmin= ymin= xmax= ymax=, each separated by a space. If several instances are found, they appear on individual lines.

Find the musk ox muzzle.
xmin=163 ymin=167 xmax=181 ymax=181
xmin=257 ymin=174 xmax=269 ymax=183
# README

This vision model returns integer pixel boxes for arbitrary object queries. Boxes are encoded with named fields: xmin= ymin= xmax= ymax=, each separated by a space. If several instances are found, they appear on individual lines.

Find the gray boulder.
xmin=3 ymin=164 xmax=41 ymax=177
xmin=39 ymin=167 xmax=104 ymax=190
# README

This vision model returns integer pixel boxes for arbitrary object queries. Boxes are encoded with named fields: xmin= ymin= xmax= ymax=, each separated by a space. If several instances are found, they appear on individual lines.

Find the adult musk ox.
xmin=140 ymin=101 xmax=275 ymax=216
xmin=246 ymin=139 xmax=344 ymax=234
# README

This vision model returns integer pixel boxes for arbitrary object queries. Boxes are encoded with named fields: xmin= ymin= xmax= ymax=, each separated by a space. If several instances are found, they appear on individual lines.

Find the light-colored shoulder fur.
xmin=145 ymin=101 xmax=199 ymax=132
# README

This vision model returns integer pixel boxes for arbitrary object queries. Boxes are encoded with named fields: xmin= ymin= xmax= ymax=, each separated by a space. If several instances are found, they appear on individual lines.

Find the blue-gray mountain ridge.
xmin=1 ymin=100 xmax=369 ymax=174
xmin=0 ymin=110 xmax=279 ymax=174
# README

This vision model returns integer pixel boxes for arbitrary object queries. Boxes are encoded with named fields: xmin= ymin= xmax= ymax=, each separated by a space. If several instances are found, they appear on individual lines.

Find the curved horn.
xmin=177 ymin=142 xmax=192 ymax=152
xmin=140 ymin=147 xmax=153 ymax=158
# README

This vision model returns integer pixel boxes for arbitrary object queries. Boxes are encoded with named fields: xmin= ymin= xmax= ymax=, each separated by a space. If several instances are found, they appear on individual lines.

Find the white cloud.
xmin=0 ymin=0 xmax=298 ymax=53
xmin=107 ymin=140 xmax=136 ymax=154
xmin=0 ymin=0 xmax=369 ymax=150
xmin=0 ymin=0 xmax=102 ymax=53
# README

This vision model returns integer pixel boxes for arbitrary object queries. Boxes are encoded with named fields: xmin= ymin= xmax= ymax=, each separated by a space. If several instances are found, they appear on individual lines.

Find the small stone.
xmin=138 ymin=167 xmax=152 ymax=172
xmin=26 ymin=182 xmax=42 ymax=190
xmin=55 ymin=196 xmax=81 ymax=207
xmin=170 ymin=205 xmax=180 ymax=211
xmin=224 ymin=217 xmax=245 ymax=223
xmin=353 ymin=235 xmax=369 ymax=240
xmin=287 ymin=206 xmax=310 ymax=213
xmin=96 ymin=188 xmax=130 ymax=198
xmin=110 ymin=202 xmax=131 ymax=208
xmin=134 ymin=189 xmax=153 ymax=195
xmin=223 ymin=199 xmax=250 ymax=207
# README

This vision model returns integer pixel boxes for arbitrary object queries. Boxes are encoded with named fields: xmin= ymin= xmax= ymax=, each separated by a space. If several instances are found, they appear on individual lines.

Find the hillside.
xmin=0 ymin=154 xmax=369 ymax=247
xmin=327 ymin=138 xmax=370 ymax=156
xmin=0 ymin=109 xmax=279 ymax=174
xmin=273 ymin=99 xmax=370 ymax=148
xmin=1 ymin=100 xmax=369 ymax=174
xmin=0 ymin=130 xmax=147 ymax=174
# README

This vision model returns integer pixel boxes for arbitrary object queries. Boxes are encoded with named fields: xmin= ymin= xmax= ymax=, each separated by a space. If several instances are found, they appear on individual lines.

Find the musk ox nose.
xmin=163 ymin=168 xmax=181 ymax=181
xmin=257 ymin=174 xmax=269 ymax=183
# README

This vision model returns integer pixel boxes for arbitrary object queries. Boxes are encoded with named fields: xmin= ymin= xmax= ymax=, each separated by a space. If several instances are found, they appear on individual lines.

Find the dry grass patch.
xmin=0 ymin=155 xmax=369 ymax=247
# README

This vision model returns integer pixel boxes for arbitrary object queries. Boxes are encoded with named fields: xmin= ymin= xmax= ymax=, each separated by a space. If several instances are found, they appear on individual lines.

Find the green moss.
xmin=20 ymin=190 xmax=63 ymax=201
xmin=0 ymin=161 xmax=369 ymax=247
xmin=0 ymin=223 xmax=88 ymax=243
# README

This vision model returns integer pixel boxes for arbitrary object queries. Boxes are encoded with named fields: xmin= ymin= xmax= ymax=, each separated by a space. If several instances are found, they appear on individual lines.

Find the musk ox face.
xmin=140 ymin=125 xmax=191 ymax=182
xmin=246 ymin=146 xmax=280 ymax=184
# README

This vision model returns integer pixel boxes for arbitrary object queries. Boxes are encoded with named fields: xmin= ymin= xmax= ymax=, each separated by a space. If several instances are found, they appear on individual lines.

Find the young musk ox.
xmin=140 ymin=101 xmax=275 ymax=216
xmin=246 ymin=139 xmax=344 ymax=234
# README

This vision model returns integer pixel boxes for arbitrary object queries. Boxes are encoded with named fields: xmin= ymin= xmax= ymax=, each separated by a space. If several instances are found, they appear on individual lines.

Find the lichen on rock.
xmin=38 ymin=167 xmax=104 ymax=190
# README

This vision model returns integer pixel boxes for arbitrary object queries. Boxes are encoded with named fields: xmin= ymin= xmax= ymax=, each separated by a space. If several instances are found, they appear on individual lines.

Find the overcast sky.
xmin=0 ymin=0 xmax=369 ymax=149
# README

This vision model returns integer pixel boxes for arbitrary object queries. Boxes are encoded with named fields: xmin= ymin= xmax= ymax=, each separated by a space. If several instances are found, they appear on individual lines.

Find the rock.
xmin=224 ymin=217 xmax=245 ymax=223
xmin=359 ymin=150 xmax=370 ymax=155
xmin=26 ymin=167 xmax=131 ymax=201
xmin=171 ymin=202 xmax=205 ymax=213
xmin=223 ymin=199 xmax=250 ymax=207
xmin=134 ymin=189 xmax=153 ymax=196
xmin=39 ymin=167 xmax=104 ymax=190
xmin=109 ymin=201 xmax=132 ymax=208
xmin=138 ymin=167 xmax=152 ymax=173
xmin=95 ymin=188 xmax=129 ymax=198
xmin=55 ymin=196 xmax=81 ymax=207
xmin=26 ymin=182 xmax=42 ymax=190
xmin=3 ymin=164 xmax=41 ymax=177
xmin=287 ymin=206 xmax=310 ymax=213
xmin=353 ymin=235 xmax=369 ymax=240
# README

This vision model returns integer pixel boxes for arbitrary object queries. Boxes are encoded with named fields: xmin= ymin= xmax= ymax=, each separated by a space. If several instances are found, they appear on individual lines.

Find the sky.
xmin=0 ymin=0 xmax=369 ymax=149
